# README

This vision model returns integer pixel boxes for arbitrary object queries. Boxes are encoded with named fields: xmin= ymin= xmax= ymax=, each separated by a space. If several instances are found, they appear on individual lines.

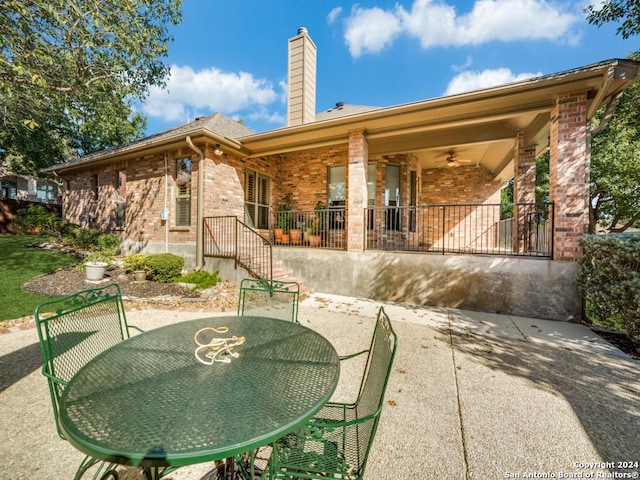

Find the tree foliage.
xmin=589 ymin=72 xmax=640 ymax=233
xmin=0 ymin=0 xmax=182 ymax=174
xmin=586 ymin=1 xmax=640 ymax=41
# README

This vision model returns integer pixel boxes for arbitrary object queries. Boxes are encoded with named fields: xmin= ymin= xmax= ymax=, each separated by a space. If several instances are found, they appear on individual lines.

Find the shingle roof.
xmin=48 ymin=113 xmax=254 ymax=170
xmin=314 ymin=103 xmax=380 ymax=122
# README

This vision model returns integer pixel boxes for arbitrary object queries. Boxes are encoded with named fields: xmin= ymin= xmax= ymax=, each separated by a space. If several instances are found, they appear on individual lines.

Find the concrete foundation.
xmin=181 ymin=246 xmax=582 ymax=322
xmin=271 ymin=249 xmax=582 ymax=322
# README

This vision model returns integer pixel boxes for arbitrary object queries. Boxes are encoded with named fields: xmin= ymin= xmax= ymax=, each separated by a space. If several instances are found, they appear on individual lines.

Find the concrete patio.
xmin=1 ymin=293 xmax=638 ymax=479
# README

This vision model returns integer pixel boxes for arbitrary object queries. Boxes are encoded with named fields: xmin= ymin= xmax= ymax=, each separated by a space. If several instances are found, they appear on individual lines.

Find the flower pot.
xmin=273 ymin=228 xmax=284 ymax=244
xmin=85 ymin=262 xmax=108 ymax=282
xmin=290 ymin=228 xmax=302 ymax=245
xmin=308 ymin=234 xmax=321 ymax=247
xmin=281 ymin=233 xmax=290 ymax=244
xmin=133 ymin=270 xmax=147 ymax=282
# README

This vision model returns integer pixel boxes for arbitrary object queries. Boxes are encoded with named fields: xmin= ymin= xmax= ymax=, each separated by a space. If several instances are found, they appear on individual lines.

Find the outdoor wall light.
xmin=214 ymin=144 xmax=223 ymax=156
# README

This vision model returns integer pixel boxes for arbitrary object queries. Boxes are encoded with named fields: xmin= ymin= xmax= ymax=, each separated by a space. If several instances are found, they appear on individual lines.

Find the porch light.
xmin=214 ymin=144 xmax=223 ymax=156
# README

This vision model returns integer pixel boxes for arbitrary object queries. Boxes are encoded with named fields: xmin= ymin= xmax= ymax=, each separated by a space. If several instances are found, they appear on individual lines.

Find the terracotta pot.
xmin=308 ymin=234 xmax=321 ymax=247
xmin=273 ymin=228 xmax=284 ymax=243
xmin=290 ymin=228 xmax=302 ymax=245
xmin=281 ymin=233 xmax=290 ymax=244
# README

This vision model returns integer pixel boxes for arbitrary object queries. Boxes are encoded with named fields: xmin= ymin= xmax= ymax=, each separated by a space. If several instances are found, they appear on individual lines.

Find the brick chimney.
xmin=287 ymin=27 xmax=316 ymax=126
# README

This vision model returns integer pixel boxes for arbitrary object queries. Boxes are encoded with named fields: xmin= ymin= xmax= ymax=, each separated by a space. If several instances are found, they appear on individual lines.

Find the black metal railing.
xmin=272 ymin=208 xmax=346 ymax=250
xmin=364 ymin=202 xmax=553 ymax=257
xmin=203 ymin=216 xmax=272 ymax=279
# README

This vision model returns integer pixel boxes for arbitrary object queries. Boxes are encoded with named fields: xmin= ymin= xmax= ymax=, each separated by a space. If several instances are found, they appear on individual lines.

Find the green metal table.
xmin=58 ymin=316 xmax=340 ymax=478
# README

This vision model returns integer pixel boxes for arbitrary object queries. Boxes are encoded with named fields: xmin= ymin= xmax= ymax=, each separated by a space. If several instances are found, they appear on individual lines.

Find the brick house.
xmin=45 ymin=29 xmax=640 ymax=320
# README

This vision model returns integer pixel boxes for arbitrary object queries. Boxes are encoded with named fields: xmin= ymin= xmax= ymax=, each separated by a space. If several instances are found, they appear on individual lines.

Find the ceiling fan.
xmin=444 ymin=151 xmax=474 ymax=168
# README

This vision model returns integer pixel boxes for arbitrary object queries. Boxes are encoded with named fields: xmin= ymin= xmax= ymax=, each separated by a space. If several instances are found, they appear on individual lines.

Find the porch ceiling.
xmin=240 ymin=59 xmax=640 ymax=183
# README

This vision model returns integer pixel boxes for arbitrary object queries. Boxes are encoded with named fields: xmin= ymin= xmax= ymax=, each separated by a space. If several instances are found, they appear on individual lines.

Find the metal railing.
xmin=272 ymin=208 xmax=346 ymax=250
xmin=365 ymin=202 xmax=553 ymax=257
xmin=203 ymin=216 xmax=272 ymax=279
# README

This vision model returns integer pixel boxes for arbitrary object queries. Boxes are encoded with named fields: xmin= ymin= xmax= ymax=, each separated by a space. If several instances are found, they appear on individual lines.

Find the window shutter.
xmin=176 ymin=197 xmax=191 ymax=226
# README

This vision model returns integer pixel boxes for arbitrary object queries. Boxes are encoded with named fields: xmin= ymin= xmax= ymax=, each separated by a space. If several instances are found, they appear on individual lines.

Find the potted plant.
xmin=308 ymin=201 xmax=326 ymax=247
xmin=124 ymin=253 xmax=149 ymax=281
xmin=289 ymin=213 xmax=303 ymax=245
xmin=275 ymin=194 xmax=292 ymax=244
xmin=84 ymin=251 xmax=112 ymax=282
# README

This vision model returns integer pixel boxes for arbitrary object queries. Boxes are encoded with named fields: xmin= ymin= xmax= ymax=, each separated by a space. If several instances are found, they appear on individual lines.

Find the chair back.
xmin=349 ymin=306 xmax=398 ymax=478
xmin=34 ymin=284 xmax=131 ymax=438
xmin=237 ymin=278 xmax=300 ymax=323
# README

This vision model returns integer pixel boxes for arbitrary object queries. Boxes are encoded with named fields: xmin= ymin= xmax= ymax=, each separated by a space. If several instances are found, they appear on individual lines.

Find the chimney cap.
xmin=297 ymin=27 xmax=308 ymax=35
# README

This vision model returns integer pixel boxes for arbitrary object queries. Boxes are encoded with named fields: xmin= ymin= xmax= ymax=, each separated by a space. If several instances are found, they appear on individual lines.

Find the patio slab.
xmin=0 ymin=294 xmax=638 ymax=480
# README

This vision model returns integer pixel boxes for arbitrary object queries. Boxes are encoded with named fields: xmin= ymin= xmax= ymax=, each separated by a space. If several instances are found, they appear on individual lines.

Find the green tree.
xmin=584 ymin=4 xmax=640 ymax=232
xmin=589 ymin=77 xmax=640 ymax=233
xmin=0 ymin=0 xmax=182 ymax=174
xmin=586 ymin=1 xmax=640 ymax=42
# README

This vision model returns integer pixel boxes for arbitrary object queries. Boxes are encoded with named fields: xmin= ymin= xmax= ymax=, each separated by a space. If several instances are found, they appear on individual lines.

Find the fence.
xmin=365 ymin=202 xmax=553 ymax=257
xmin=203 ymin=216 xmax=272 ymax=279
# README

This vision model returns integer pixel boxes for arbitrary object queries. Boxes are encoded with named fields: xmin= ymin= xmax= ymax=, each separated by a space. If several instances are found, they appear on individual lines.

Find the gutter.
xmin=185 ymin=136 xmax=204 ymax=271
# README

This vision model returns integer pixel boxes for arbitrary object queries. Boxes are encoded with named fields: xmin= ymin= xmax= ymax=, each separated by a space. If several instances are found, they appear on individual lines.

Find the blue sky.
xmin=139 ymin=0 xmax=638 ymax=136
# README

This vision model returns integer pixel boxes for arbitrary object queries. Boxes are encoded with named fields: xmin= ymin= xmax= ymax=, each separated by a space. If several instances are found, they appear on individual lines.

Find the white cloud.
xmin=327 ymin=7 xmax=343 ymax=25
xmin=142 ymin=65 xmax=281 ymax=124
xmin=343 ymin=0 xmax=581 ymax=56
xmin=344 ymin=5 xmax=403 ymax=57
xmin=444 ymin=67 xmax=542 ymax=95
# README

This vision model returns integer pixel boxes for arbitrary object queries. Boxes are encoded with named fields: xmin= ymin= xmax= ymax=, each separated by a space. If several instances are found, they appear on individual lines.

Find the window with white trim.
xmin=245 ymin=170 xmax=270 ymax=229
xmin=175 ymin=158 xmax=192 ymax=227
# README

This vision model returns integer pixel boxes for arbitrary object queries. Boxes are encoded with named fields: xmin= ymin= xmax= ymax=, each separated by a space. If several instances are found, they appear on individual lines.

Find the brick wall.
xmin=514 ymin=132 xmax=537 ymax=253
xmin=550 ymin=91 xmax=589 ymax=261
xmin=421 ymin=165 xmax=504 ymax=250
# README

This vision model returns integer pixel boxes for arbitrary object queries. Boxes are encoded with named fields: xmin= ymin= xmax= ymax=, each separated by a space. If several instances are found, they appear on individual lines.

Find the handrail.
xmin=364 ymin=202 xmax=553 ymax=258
xmin=203 ymin=216 xmax=272 ymax=280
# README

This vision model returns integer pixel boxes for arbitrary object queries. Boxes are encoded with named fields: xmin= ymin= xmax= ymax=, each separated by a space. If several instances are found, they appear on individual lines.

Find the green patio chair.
xmin=264 ymin=306 xmax=398 ymax=480
xmin=34 ymin=283 xmax=142 ymax=480
xmin=237 ymin=278 xmax=300 ymax=323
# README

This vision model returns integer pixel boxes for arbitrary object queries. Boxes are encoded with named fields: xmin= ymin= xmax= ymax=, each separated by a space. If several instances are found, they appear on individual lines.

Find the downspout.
xmin=164 ymin=153 xmax=169 ymax=253
xmin=186 ymin=136 xmax=204 ymax=271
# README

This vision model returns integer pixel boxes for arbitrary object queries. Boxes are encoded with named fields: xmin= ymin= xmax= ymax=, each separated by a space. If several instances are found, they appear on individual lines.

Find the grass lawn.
xmin=0 ymin=234 xmax=79 ymax=322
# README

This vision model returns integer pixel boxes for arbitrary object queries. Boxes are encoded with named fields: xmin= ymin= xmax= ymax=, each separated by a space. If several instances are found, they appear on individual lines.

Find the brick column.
xmin=549 ymin=91 xmax=590 ymax=261
xmin=513 ymin=132 xmax=537 ymax=253
xmin=347 ymin=130 xmax=368 ymax=252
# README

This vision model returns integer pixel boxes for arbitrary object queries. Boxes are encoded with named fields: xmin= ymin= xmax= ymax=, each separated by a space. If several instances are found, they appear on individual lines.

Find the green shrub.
xmin=96 ymin=233 xmax=121 ymax=256
xmin=71 ymin=227 xmax=103 ymax=250
xmin=124 ymin=254 xmax=149 ymax=272
xmin=146 ymin=253 xmax=184 ymax=283
xmin=578 ymin=234 xmax=640 ymax=340
xmin=176 ymin=270 xmax=220 ymax=290
xmin=16 ymin=205 xmax=64 ymax=240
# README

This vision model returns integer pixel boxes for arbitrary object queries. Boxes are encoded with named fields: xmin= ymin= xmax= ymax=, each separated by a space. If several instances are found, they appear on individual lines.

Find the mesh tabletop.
xmin=58 ymin=316 xmax=340 ymax=468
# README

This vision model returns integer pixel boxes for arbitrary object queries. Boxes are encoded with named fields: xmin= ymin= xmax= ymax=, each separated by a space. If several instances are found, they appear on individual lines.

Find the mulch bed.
xmin=590 ymin=328 xmax=640 ymax=360
xmin=19 ymin=263 xmax=640 ymax=360
xmin=23 ymin=265 xmax=204 ymax=299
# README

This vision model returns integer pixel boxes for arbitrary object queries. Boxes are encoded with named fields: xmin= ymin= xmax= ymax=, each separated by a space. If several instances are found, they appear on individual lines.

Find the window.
xmin=245 ymin=170 xmax=270 ymax=229
xmin=36 ymin=184 xmax=56 ymax=203
xmin=91 ymin=174 xmax=99 ymax=199
xmin=115 ymin=170 xmax=126 ymax=228
xmin=367 ymin=164 xmax=376 ymax=229
xmin=328 ymin=165 xmax=346 ymax=207
xmin=175 ymin=158 xmax=192 ymax=227
xmin=1 ymin=180 xmax=17 ymax=200
xmin=385 ymin=165 xmax=401 ymax=231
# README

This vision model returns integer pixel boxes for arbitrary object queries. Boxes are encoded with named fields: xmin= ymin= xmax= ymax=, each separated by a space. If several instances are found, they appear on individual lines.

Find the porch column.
xmin=347 ymin=129 xmax=368 ymax=252
xmin=549 ymin=91 xmax=590 ymax=261
xmin=513 ymin=132 xmax=537 ymax=254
